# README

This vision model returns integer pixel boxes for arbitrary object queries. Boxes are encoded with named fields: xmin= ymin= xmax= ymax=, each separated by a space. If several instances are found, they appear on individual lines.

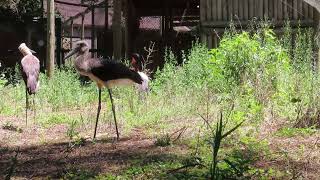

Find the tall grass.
xmin=0 ymin=21 xmax=319 ymax=178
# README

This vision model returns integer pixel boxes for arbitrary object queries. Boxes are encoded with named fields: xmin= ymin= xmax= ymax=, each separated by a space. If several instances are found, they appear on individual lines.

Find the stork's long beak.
xmin=64 ymin=48 xmax=78 ymax=60
xmin=30 ymin=49 xmax=36 ymax=54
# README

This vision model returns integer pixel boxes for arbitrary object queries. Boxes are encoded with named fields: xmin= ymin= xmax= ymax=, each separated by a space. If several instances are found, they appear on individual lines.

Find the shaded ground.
xmin=257 ymin=118 xmax=320 ymax=179
xmin=1 ymin=114 xmax=320 ymax=179
xmin=0 ymin=115 xmax=189 ymax=179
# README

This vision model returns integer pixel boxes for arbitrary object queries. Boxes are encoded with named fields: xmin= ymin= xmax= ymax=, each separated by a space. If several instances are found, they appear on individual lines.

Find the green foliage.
xmin=275 ymin=127 xmax=317 ymax=138
xmin=209 ymin=30 xmax=290 ymax=93
xmin=62 ymin=168 xmax=95 ymax=180
xmin=154 ymin=133 xmax=171 ymax=147
xmin=67 ymin=120 xmax=79 ymax=140
xmin=152 ymin=43 xmax=212 ymax=92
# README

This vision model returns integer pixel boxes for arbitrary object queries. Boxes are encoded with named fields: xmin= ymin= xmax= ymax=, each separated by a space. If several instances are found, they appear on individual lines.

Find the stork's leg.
xmin=108 ymin=89 xmax=119 ymax=140
xmin=93 ymin=88 xmax=102 ymax=139
xmin=33 ymin=94 xmax=36 ymax=122
xmin=25 ymin=88 xmax=28 ymax=126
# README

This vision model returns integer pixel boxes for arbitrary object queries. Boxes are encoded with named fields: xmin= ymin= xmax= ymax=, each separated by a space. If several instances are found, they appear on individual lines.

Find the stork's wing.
xmin=90 ymin=59 xmax=142 ymax=84
xmin=20 ymin=54 xmax=40 ymax=94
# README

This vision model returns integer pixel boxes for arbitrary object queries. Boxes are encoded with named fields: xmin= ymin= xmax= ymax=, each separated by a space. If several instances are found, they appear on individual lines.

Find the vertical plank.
xmin=213 ymin=34 xmax=218 ymax=48
xmin=212 ymin=0 xmax=217 ymax=20
xmin=206 ymin=0 xmax=212 ymax=21
xmin=222 ymin=0 xmax=228 ymax=21
xmin=217 ymin=0 xmax=222 ymax=20
xmin=278 ymin=0 xmax=283 ymax=20
xmin=243 ymin=0 xmax=248 ymax=20
xmin=228 ymin=0 xmax=233 ymax=21
xmin=269 ymin=0 xmax=274 ymax=20
xmin=309 ymin=5 xmax=314 ymax=19
xmin=263 ymin=0 xmax=268 ymax=18
xmin=258 ymin=0 xmax=263 ymax=18
xmin=249 ymin=0 xmax=254 ymax=19
xmin=239 ymin=0 xmax=244 ymax=20
xmin=200 ymin=0 xmax=207 ymax=45
xmin=234 ymin=0 xmax=239 ymax=18
xmin=200 ymin=0 xmax=206 ymax=23
xmin=303 ymin=1 xmax=308 ymax=20
xmin=298 ymin=0 xmax=303 ymax=19
xmin=283 ymin=0 xmax=288 ymax=20
xmin=208 ymin=35 xmax=213 ymax=49
xmin=288 ymin=0 xmax=293 ymax=19
xmin=254 ymin=0 xmax=258 ymax=18
xmin=293 ymin=0 xmax=298 ymax=20
xmin=274 ymin=0 xmax=278 ymax=21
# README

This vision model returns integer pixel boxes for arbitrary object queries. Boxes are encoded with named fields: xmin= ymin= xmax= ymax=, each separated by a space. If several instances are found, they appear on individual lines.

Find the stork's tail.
xmin=137 ymin=72 xmax=149 ymax=92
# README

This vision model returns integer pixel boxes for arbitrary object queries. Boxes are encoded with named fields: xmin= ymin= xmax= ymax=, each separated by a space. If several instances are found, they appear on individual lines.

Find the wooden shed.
xmin=199 ymin=0 xmax=320 ymax=49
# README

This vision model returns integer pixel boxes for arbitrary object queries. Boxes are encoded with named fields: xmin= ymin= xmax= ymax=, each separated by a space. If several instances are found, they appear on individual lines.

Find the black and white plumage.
xmin=18 ymin=43 xmax=40 ymax=125
xmin=65 ymin=40 xmax=149 ymax=139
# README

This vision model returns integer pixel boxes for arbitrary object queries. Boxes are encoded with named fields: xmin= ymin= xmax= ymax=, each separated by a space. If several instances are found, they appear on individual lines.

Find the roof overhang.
xmin=303 ymin=0 xmax=320 ymax=12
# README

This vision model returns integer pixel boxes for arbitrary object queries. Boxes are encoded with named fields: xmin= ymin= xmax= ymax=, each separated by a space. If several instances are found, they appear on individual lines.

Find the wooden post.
xmin=70 ymin=20 xmax=73 ymax=49
xmin=113 ymin=0 xmax=122 ymax=60
xmin=200 ymin=0 xmax=207 ymax=45
xmin=105 ymin=0 xmax=109 ymax=57
xmin=91 ymin=5 xmax=96 ymax=58
xmin=81 ymin=15 xmax=85 ymax=40
xmin=46 ymin=0 xmax=55 ymax=78
xmin=124 ymin=0 xmax=132 ymax=59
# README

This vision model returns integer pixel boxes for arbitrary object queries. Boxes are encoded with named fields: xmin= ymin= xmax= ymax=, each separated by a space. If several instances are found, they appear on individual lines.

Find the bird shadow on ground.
xmin=0 ymin=135 xmax=183 ymax=179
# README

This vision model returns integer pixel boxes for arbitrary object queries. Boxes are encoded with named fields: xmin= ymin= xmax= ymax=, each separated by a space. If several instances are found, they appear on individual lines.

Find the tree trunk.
xmin=46 ymin=0 xmax=55 ymax=78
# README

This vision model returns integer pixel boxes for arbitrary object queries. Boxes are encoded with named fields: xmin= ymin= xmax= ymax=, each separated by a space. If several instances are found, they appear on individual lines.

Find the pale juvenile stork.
xmin=64 ymin=40 xmax=149 ymax=139
xmin=18 ymin=43 xmax=40 ymax=125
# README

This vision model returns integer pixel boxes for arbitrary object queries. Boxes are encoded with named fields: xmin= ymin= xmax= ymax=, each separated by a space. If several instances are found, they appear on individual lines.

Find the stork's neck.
xmin=74 ymin=51 xmax=90 ymax=74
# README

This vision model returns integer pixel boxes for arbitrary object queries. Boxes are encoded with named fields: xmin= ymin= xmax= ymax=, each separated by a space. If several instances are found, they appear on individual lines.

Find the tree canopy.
xmin=0 ymin=0 xmax=42 ymax=20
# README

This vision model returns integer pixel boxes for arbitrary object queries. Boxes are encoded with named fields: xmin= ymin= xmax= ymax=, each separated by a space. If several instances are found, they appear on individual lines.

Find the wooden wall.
xmin=200 ymin=0 xmax=317 ymax=48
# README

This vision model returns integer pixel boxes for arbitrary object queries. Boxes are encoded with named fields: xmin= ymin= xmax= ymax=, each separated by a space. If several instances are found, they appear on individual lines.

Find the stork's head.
xmin=64 ymin=40 xmax=89 ymax=60
xmin=131 ymin=53 xmax=145 ymax=72
xmin=18 ymin=43 xmax=36 ymax=56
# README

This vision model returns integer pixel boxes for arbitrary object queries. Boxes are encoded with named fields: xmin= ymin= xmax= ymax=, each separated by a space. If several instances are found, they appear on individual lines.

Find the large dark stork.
xmin=18 ymin=43 xmax=40 ymax=125
xmin=64 ymin=40 xmax=149 ymax=139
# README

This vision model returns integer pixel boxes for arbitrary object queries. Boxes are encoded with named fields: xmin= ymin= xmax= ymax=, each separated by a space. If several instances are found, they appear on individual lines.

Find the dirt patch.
xmin=257 ymin=118 xmax=320 ymax=179
xmin=0 ymin=115 xmax=189 ymax=179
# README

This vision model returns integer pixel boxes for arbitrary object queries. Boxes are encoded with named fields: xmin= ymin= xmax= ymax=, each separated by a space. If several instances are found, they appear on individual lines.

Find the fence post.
xmin=46 ymin=0 xmax=55 ymax=78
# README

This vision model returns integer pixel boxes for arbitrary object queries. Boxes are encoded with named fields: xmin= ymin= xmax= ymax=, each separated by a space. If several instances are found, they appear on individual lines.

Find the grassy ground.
xmin=1 ymin=25 xmax=320 ymax=179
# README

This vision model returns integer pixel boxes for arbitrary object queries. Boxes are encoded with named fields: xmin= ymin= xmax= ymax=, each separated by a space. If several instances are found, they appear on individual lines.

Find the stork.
xmin=131 ymin=53 xmax=145 ymax=72
xmin=64 ymin=40 xmax=149 ymax=140
xmin=18 ymin=43 xmax=40 ymax=126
